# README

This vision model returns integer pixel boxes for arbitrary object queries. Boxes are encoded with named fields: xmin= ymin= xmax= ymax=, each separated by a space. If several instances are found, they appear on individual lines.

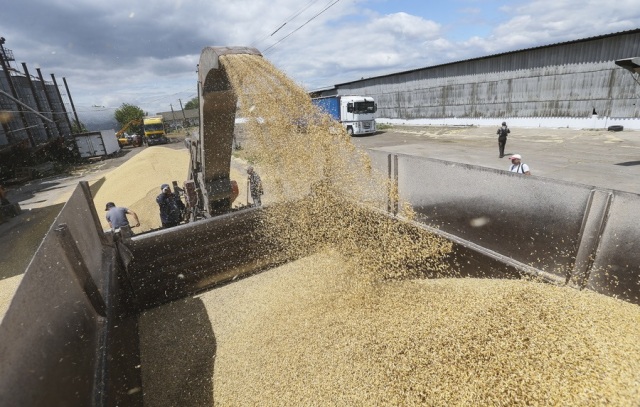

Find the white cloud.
xmin=3 ymin=0 xmax=640 ymax=120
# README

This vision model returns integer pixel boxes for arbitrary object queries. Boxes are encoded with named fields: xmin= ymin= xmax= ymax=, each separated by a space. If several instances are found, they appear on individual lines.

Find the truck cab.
xmin=341 ymin=96 xmax=376 ymax=135
xmin=312 ymin=95 xmax=377 ymax=136
xmin=143 ymin=116 xmax=169 ymax=146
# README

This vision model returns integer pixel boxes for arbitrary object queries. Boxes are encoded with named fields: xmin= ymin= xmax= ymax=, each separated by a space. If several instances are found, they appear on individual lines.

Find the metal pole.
xmin=62 ymin=77 xmax=81 ymax=132
xmin=0 ymin=53 xmax=36 ymax=147
xmin=50 ymin=74 xmax=73 ymax=133
xmin=37 ymin=68 xmax=65 ymax=137
xmin=179 ymin=98 xmax=187 ymax=121
xmin=22 ymin=62 xmax=53 ymax=139
xmin=0 ymin=89 xmax=54 ymax=123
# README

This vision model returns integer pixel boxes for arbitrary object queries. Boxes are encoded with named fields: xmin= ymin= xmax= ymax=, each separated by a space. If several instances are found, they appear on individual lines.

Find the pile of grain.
xmin=92 ymin=147 xmax=248 ymax=232
xmin=140 ymin=250 xmax=640 ymax=406
xmin=137 ymin=54 xmax=640 ymax=406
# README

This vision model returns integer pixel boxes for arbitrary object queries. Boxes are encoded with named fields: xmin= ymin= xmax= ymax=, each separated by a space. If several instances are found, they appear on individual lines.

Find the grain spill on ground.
xmin=137 ymin=54 xmax=640 ymax=406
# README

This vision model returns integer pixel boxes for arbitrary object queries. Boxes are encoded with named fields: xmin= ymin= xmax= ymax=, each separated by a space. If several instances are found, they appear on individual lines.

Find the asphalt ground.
xmin=353 ymin=125 xmax=640 ymax=195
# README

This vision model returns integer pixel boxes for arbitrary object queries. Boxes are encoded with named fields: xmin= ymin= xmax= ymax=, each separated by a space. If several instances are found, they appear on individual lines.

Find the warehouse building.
xmin=313 ymin=29 xmax=640 ymax=130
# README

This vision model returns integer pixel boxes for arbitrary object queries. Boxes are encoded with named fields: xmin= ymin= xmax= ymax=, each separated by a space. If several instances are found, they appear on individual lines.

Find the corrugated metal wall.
xmin=1 ymin=60 xmax=71 ymax=146
xmin=330 ymin=30 xmax=640 ymax=120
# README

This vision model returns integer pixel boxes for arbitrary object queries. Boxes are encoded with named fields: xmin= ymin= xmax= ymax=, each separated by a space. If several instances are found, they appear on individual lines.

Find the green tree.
xmin=184 ymin=97 xmax=199 ymax=110
xmin=114 ymin=103 xmax=144 ymax=134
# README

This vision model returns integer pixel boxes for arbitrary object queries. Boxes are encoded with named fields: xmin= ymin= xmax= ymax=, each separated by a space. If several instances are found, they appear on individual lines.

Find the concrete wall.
xmin=370 ymin=150 xmax=640 ymax=304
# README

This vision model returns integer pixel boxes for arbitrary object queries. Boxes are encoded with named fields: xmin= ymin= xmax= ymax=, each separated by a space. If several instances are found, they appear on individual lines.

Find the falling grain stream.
xmin=137 ymin=54 xmax=640 ymax=406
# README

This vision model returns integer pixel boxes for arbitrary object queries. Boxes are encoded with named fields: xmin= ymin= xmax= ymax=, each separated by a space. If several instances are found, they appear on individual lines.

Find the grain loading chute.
xmin=183 ymin=46 xmax=261 ymax=220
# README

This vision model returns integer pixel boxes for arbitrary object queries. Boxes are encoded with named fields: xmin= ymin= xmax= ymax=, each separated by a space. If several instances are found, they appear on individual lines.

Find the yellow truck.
xmin=143 ymin=116 xmax=169 ymax=146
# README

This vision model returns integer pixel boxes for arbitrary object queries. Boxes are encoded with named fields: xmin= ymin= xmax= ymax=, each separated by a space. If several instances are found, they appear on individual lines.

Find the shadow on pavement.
xmin=615 ymin=160 xmax=640 ymax=166
xmin=0 ymin=203 xmax=64 ymax=280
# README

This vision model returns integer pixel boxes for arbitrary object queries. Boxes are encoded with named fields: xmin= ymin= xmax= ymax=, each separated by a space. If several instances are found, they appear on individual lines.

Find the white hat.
xmin=509 ymin=154 xmax=522 ymax=160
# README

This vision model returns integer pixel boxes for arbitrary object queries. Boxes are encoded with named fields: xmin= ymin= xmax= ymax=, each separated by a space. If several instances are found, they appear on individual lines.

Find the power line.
xmin=263 ymin=0 xmax=342 ymax=55
xmin=250 ymin=0 xmax=322 ymax=49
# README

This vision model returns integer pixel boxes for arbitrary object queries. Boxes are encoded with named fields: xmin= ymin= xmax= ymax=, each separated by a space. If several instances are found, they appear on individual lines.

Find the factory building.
xmin=313 ymin=29 xmax=640 ymax=130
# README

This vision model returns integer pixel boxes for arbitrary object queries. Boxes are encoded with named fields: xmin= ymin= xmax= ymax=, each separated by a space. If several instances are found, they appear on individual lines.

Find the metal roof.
xmin=335 ymin=28 xmax=640 ymax=86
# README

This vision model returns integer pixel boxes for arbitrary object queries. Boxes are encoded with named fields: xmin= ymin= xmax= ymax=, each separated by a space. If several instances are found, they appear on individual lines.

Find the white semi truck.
xmin=312 ymin=95 xmax=377 ymax=136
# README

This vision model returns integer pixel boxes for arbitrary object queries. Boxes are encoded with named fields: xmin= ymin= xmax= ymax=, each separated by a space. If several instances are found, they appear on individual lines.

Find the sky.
xmin=3 ymin=0 xmax=640 ymax=127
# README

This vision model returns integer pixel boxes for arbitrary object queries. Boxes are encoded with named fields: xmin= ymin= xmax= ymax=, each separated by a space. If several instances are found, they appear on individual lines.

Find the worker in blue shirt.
xmin=105 ymin=202 xmax=140 ymax=236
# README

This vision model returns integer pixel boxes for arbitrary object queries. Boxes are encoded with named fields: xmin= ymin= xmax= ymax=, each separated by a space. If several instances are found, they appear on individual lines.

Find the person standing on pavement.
xmin=156 ymin=183 xmax=186 ymax=228
xmin=508 ymin=154 xmax=531 ymax=175
xmin=247 ymin=166 xmax=264 ymax=207
xmin=105 ymin=202 xmax=140 ymax=230
xmin=497 ymin=121 xmax=510 ymax=158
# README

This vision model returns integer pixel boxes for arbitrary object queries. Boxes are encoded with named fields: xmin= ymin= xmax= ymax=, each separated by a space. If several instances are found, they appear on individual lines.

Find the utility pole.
xmin=179 ymin=98 xmax=187 ymax=121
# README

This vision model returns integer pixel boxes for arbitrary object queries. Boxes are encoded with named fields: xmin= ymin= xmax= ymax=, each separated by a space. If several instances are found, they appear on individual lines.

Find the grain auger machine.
xmin=182 ymin=46 xmax=261 ymax=221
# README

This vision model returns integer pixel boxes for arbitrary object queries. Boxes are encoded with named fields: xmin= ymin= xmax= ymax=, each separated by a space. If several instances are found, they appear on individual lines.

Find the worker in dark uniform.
xmin=247 ymin=166 xmax=263 ymax=207
xmin=156 ymin=183 xmax=185 ymax=228
xmin=497 ymin=121 xmax=510 ymax=158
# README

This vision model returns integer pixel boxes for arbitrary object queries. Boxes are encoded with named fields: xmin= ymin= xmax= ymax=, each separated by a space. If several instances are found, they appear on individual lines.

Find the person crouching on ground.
xmin=247 ymin=166 xmax=263 ymax=207
xmin=105 ymin=202 xmax=140 ymax=234
xmin=508 ymin=154 xmax=531 ymax=175
xmin=156 ymin=183 xmax=185 ymax=228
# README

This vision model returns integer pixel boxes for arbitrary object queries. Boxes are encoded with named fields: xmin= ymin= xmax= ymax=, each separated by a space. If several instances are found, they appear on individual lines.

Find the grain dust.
xmin=221 ymin=53 xmax=452 ymax=278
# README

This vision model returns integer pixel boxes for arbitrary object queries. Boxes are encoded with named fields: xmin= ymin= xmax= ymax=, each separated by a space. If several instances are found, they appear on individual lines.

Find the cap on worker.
xmin=161 ymin=183 xmax=170 ymax=191
xmin=105 ymin=202 xmax=115 ymax=211
xmin=509 ymin=154 xmax=522 ymax=160
xmin=247 ymin=166 xmax=254 ymax=173
xmin=502 ymin=121 xmax=506 ymax=125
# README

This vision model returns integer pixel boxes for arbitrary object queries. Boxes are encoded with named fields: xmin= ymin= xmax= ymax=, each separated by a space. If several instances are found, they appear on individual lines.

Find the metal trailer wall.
xmin=369 ymin=149 xmax=640 ymax=304
xmin=331 ymin=30 xmax=640 ymax=122
xmin=0 ymin=182 xmax=142 ymax=407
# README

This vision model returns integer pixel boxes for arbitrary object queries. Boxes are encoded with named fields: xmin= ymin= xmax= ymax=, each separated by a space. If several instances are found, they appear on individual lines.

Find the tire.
xmin=346 ymin=126 xmax=354 ymax=136
xmin=607 ymin=125 xmax=624 ymax=132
